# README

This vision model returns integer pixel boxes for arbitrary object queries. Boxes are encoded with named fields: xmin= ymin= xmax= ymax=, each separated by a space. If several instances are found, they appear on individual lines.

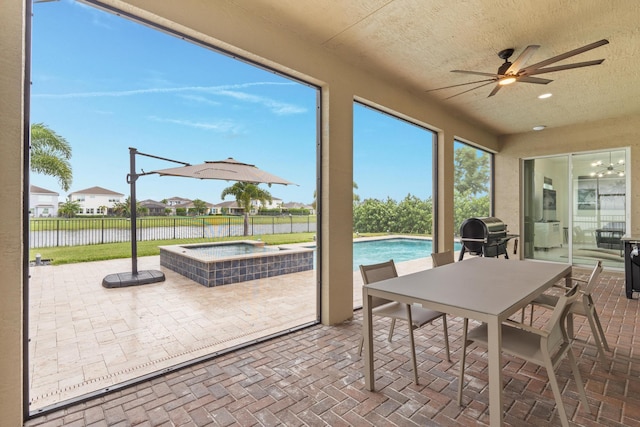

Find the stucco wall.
xmin=0 ymin=0 xmax=26 ymax=424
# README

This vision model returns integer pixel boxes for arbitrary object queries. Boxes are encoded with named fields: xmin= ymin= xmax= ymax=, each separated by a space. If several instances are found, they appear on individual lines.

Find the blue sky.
xmin=31 ymin=1 xmax=434 ymax=205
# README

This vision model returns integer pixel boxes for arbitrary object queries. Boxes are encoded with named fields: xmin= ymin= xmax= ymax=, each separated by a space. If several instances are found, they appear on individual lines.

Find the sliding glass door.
xmin=524 ymin=149 xmax=628 ymax=269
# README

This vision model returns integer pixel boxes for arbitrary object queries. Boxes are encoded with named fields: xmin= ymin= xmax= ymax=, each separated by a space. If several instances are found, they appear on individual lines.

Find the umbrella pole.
xmin=102 ymin=147 xmax=171 ymax=288
xmin=129 ymin=147 xmax=139 ymax=275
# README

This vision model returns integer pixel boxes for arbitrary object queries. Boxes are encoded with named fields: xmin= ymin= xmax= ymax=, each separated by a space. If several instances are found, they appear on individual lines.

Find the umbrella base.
xmin=102 ymin=270 xmax=165 ymax=288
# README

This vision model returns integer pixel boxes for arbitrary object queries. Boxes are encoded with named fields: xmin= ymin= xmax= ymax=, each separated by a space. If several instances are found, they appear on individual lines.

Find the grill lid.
xmin=459 ymin=217 xmax=508 ymax=253
xmin=460 ymin=217 xmax=507 ymax=239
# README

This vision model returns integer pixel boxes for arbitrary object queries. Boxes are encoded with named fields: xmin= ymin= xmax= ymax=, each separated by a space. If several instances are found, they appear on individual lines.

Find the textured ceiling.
xmin=228 ymin=0 xmax=640 ymax=135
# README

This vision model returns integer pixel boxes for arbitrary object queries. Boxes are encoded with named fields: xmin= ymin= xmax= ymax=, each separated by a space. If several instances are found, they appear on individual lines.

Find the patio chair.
xmin=431 ymin=250 xmax=455 ymax=267
xmin=358 ymin=259 xmax=450 ymax=384
xmin=458 ymin=284 xmax=592 ymax=427
xmin=528 ymin=260 xmax=609 ymax=363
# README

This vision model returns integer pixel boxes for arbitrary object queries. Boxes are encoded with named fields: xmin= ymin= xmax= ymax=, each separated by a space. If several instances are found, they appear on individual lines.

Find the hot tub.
xmin=159 ymin=240 xmax=313 ymax=287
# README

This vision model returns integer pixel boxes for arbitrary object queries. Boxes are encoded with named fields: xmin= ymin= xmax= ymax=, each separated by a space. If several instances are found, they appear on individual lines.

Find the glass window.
xmin=353 ymin=102 xmax=436 ymax=307
xmin=29 ymin=2 xmax=319 ymax=412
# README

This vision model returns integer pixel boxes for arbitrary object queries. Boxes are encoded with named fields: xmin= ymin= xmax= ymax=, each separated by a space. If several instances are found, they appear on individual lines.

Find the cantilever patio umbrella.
xmin=102 ymin=148 xmax=296 ymax=288
xmin=153 ymin=157 xmax=296 ymax=186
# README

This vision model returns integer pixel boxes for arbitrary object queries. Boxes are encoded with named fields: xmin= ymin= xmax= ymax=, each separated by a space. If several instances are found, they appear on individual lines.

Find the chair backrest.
xmin=581 ymin=260 xmax=603 ymax=296
xmin=360 ymin=260 xmax=398 ymax=308
xmin=544 ymin=283 xmax=581 ymax=351
xmin=431 ymin=251 xmax=454 ymax=267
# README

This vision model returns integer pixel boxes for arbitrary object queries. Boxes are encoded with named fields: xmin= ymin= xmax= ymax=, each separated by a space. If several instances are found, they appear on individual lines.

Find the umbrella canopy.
xmin=152 ymin=157 xmax=296 ymax=186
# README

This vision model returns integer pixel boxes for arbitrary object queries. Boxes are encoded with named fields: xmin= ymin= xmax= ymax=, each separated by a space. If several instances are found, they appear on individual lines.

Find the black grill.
xmin=458 ymin=217 xmax=518 ymax=261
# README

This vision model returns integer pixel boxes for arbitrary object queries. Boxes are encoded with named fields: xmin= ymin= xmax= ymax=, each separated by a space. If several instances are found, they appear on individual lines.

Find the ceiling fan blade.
xmin=451 ymin=70 xmax=500 ymax=78
xmin=516 ymin=76 xmax=553 ymax=84
xmin=445 ymin=81 xmax=496 ymax=100
xmin=426 ymin=78 xmax=496 ymax=92
xmin=487 ymin=84 xmax=502 ymax=97
xmin=525 ymin=59 xmax=605 ymax=76
xmin=505 ymin=45 xmax=540 ymax=74
xmin=519 ymin=39 xmax=609 ymax=73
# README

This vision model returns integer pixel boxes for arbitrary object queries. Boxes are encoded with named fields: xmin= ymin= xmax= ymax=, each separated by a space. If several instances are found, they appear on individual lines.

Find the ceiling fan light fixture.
xmin=499 ymin=76 xmax=517 ymax=86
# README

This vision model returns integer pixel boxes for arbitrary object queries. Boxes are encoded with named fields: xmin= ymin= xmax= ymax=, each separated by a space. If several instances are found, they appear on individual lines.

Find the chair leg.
xmin=585 ymin=308 xmax=608 ymax=364
xmin=358 ymin=336 xmax=364 ymax=356
xmin=544 ymin=354 xmax=571 ymax=427
xmin=457 ymin=318 xmax=469 ymax=406
xmin=529 ymin=304 xmax=534 ymax=326
xmin=388 ymin=319 xmax=397 ymax=342
xmin=588 ymin=296 xmax=610 ymax=352
xmin=566 ymin=345 xmax=592 ymax=415
xmin=592 ymin=310 xmax=610 ymax=351
xmin=442 ymin=314 xmax=451 ymax=362
xmin=406 ymin=305 xmax=419 ymax=385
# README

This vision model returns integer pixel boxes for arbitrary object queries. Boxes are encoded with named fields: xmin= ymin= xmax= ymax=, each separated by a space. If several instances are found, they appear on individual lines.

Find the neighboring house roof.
xmin=166 ymin=196 xmax=191 ymax=202
xmin=174 ymin=201 xmax=214 ymax=209
xmin=215 ymin=201 xmax=242 ymax=209
xmin=139 ymin=199 xmax=167 ymax=209
xmin=30 ymin=185 xmax=59 ymax=195
xmin=70 ymin=186 xmax=124 ymax=196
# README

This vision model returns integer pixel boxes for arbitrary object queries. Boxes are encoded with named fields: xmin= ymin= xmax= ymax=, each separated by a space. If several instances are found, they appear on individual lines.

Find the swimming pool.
xmin=352 ymin=238 xmax=462 ymax=270
xmin=159 ymin=241 xmax=313 ymax=287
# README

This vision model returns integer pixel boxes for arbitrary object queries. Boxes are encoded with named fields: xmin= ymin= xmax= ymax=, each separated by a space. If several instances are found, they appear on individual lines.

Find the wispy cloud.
xmin=147 ymin=115 xmax=242 ymax=133
xmin=33 ymin=82 xmax=307 ymax=115
xmin=178 ymin=94 xmax=223 ymax=107
xmin=216 ymin=90 xmax=307 ymax=115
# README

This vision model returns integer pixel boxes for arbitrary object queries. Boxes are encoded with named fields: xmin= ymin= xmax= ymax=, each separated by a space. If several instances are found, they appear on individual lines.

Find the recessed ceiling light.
xmin=532 ymin=125 xmax=546 ymax=131
xmin=538 ymin=93 xmax=552 ymax=99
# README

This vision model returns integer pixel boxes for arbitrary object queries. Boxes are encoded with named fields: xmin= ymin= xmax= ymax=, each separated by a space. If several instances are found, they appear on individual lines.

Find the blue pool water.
xmin=184 ymin=243 xmax=278 ymax=258
xmin=352 ymin=238 xmax=462 ymax=270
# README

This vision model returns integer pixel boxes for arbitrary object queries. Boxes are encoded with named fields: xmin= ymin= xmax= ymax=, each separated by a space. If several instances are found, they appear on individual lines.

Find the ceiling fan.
xmin=427 ymin=39 xmax=609 ymax=99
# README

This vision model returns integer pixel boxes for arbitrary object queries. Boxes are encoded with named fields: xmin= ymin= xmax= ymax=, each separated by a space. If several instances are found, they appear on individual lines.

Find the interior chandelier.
xmin=590 ymin=153 xmax=625 ymax=178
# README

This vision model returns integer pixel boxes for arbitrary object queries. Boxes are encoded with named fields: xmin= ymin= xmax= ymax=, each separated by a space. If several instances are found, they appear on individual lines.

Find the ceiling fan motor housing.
xmin=497 ymin=48 xmax=515 ymax=75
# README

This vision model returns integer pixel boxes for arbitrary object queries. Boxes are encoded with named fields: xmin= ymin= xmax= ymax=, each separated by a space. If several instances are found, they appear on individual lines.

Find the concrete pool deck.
xmin=28 ymin=250 xmax=440 ymax=412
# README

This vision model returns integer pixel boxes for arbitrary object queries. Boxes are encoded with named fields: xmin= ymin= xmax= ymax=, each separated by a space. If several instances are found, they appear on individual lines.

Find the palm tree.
xmin=58 ymin=199 xmax=81 ymax=218
xmin=192 ymin=199 xmax=208 ymax=215
xmin=221 ymin=182 xmax=272 ymax=236
xmin=112 ymin=196 xmax=146 ymax=218
xmin=30 ymin=123 xmax=73 ymax=191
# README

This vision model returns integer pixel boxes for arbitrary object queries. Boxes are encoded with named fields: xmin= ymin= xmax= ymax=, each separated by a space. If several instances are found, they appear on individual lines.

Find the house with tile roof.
xmin=214 ymin=200 xmax=244 ymax=215
xmin=68 ymin=186 xmax=124 ymax=215
xmin=29 ymin=185 xmax=59 ymax=217
xmin=139 ymin=199 xmax=169 ymax=216
xmin=283 ymin=202 xmax=315 ymax=215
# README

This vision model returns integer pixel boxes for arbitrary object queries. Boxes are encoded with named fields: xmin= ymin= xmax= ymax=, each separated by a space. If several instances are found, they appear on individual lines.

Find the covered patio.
xmin=26 ymin=266 xmax=640 ymax=426
xmin=3 ymin=1 xmax=640 ymax=424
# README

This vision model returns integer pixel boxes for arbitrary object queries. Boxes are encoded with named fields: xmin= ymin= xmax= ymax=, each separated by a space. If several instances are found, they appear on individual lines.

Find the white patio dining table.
xmin=362 ymin=256 xmax=572 ymax=426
